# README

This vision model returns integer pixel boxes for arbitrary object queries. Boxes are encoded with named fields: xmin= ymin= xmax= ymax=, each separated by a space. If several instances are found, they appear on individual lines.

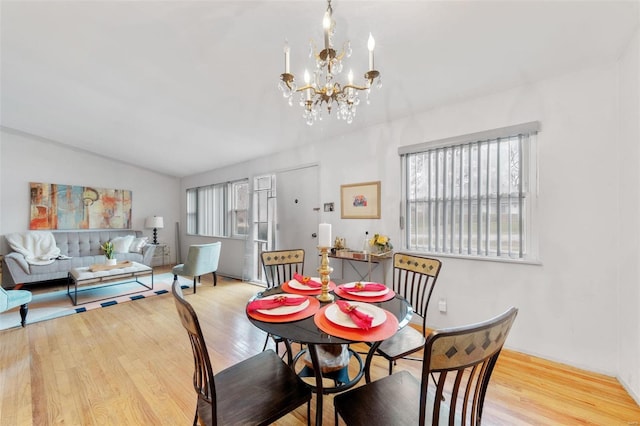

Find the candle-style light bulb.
xmin=284 ymin=39 xmax=290 ymax=74
xmin=304 ymin=69 xmax=311 ymax=100
xmin=348 ymin=69 xmax=354 ymax=85
xmin=367 ymin=33 xmax=375 ymax=70
xmin=323 ymin=10 xmax=331 ymax=48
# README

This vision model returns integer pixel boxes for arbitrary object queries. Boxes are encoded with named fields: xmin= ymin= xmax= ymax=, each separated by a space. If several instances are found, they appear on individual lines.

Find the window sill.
xmin=186 ymin=234 xmax=248 ymax=241
xmin=405 ymin=250 xmax=542 ymax=266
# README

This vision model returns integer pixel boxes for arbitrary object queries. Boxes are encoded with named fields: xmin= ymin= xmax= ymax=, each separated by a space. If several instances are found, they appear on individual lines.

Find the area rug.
xmin=0 ymin=273 xmax=193 ymax=331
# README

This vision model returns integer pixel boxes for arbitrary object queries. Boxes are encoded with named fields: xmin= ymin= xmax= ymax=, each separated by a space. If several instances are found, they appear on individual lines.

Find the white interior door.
xmin=275 ymin=166 xmax=320 ymax=275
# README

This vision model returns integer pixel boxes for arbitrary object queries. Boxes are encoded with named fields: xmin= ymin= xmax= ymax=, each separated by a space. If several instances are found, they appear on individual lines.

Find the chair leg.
xmin=388 ymin=360 xmax=393 ymax=375
xmin=212 ymin=272 xmax=217 ymax=287
xmin=193 ymin=277 xmax=197 ymax=294
xmin=284 ymin=339 xmax=293 ymax=366
xmin=19 ymin=303 xmax=28 ymax=327
xmin=192 ymin=409 xmax=198 ymax=426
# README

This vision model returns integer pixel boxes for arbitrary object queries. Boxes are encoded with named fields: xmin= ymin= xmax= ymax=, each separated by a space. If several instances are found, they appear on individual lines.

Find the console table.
xmin=67 ymin=261 xmax=153 ymax=305
xmin=328 ymin=251 xmax=392 ymax=283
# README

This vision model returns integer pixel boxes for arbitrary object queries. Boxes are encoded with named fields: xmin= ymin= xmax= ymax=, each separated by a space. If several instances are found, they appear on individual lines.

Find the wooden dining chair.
xmin=260 ymin=249 xmax=305 ymax=364
xmin=335 ymin=307 xmax=518 ymax=426
xmin=171 ymin=280 xmax=311 ymax=426
xmin=367 ymin=252 xmax=442 ymax=377
xmin=261 ymin=249 xmax=305 ymax=288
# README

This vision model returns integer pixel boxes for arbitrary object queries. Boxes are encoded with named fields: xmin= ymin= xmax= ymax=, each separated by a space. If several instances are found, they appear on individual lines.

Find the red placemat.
xmin=314 ymin=304 xmax=399 ymax=342
xmin=281 ymin=280 xmax=336 ymax=295
xmin=334 ymin=285 xmax=396 ymax=303
xmin=247 ymin=297 xmax=320 ymax=323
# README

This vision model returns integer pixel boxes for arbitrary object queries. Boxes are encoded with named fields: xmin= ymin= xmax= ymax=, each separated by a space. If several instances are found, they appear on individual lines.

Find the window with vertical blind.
xmin=186 ymin=179 xmax=249 ymax=238
xmin=400 ymin=122 xmax=539 ymax=260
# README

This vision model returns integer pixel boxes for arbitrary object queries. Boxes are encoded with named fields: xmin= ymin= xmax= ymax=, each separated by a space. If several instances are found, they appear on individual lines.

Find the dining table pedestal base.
xmin=293 ymin=346 xmax=365 ymax=395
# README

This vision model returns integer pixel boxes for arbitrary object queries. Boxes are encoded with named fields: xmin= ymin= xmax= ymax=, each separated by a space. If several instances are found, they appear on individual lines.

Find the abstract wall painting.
xmin=29 ymin=182 xmax=132 ymax=230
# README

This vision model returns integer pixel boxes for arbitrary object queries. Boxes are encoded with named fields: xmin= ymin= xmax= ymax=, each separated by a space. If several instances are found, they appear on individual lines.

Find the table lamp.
xmin=145 ymin=216 xmax=164 ymax=245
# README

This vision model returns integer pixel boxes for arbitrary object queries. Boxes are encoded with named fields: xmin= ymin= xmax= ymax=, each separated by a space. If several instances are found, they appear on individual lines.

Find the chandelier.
xmin=278 ymin=0 xmax=382 ymax=125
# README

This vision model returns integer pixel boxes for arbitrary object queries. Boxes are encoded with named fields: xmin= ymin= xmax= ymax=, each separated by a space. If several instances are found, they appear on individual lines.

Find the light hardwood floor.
xmin=1 ymin=267 xmax=639 ymax=425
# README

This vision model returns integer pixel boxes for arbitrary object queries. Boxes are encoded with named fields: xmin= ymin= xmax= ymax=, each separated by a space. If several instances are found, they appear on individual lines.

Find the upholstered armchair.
xmin=0 ymin=286 xmax=32 ymax=327
xmin=172 ymin=242 xmax=221 ymax=294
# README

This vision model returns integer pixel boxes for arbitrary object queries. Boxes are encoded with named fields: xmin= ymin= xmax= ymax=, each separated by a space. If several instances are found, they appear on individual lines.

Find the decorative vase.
xmin=372 ymin=245 xmax=390 ymax=256
xmin=106 ymin=258 xmax=117 ymax=266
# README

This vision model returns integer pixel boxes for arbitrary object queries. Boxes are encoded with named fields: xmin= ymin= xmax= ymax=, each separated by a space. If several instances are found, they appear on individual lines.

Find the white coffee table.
xmin=67 ymin=261 xmax=153 ymax=306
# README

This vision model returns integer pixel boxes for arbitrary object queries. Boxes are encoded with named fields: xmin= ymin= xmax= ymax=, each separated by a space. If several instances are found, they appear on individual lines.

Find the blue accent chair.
xmin=1 ymin=286 xmax=32 ymax=327
xmin=172 ymin=242 xmax=221 ymax=294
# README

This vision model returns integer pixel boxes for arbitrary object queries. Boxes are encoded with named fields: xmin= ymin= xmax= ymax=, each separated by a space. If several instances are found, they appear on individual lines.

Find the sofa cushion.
xmin=111 ymin=235 xmax=135 ymax=253
xmin=129 ymin=237 xmax=148 ymax=254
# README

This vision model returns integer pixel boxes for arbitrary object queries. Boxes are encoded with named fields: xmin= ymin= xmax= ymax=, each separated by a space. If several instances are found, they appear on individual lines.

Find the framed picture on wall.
xmin=340 ymin=181 xmax=381 ymax=219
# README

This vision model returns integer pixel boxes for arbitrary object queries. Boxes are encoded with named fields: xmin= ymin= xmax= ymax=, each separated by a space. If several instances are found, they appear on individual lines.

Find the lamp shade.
xmin=145 ymin=216 xmax=164 ymax=229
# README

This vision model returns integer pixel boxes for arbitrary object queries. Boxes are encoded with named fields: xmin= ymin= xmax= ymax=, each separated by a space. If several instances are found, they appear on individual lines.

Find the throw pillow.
xmin=129 ymin=236 xmax=148 ymax=253
xmin=111 ymin=235 xmax=135 ymax=254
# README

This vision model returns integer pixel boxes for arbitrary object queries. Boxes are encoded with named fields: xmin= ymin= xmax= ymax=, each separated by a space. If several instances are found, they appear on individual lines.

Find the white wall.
xmin=617 ymin=25 xmax=640 ymax=403
xmin=0 ymin=128 xmax=181 ymax=260
xmin=176 ymin=167 xmax=252 ymax=279
xmin=181 ymin=57 xmax=639 ymax=403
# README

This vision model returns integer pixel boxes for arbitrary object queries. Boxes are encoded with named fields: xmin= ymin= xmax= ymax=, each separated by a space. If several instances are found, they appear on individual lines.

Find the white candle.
xmin=318 ymin=223 xmax=332 ymax=247
xmin=304 ymin=69 xmax=312 ymax=100
xmin=284 ymin=40 xmax=290 ymax=73
xmin=367 ymin=33 xmax=375 ymax=70
xmin=323 ymin=11 xmax=331 ymax=49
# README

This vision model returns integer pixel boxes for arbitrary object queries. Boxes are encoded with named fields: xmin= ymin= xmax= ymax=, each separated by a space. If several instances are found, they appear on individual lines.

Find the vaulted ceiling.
xmin=1 ymin=1 xmax=638 ymax=177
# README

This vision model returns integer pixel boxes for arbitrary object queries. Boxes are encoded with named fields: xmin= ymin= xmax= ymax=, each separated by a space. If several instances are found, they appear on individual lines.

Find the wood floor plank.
xmin=1 ymin=268 xmax=638 ymax=425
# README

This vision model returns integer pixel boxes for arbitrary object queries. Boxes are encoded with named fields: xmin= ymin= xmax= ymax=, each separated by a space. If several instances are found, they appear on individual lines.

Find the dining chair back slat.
xmin=365 ymin=253 xmax=443 ymax=378
xmin=261 ymin=249 xmax=305 ymax=288
xmin=172 ymin=281 xmax=218 ymax=422
xmin=335 ymin=307 xmax=518 ymax=426
xmin=259 ymin=249 xmax=305 ymax=364
xmin=172 ymin=280 xmax=311 ymax=426
xmin=393 ymin=253 xmax=441 ymax=332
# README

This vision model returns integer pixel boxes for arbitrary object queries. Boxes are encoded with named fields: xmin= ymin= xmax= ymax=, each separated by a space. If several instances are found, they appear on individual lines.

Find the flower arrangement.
xmin=101 ymin=241 xmax=114 ymax=259
xmin=369 ymin=233 xmax=392 ymax=253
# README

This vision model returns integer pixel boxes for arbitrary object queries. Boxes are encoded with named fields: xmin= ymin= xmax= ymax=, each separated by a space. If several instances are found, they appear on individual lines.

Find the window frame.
xmin=399 ymin=122 xmax=540 ymax=263
xmin=231 ymin=180 xmax=249 ymax=238
xmin=186 ymin=179 xmax=249 ymax=238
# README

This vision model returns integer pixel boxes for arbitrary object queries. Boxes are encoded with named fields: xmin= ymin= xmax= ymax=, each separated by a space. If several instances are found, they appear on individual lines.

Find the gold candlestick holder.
xmin=317 ymin=246 xmax=334 ymax=302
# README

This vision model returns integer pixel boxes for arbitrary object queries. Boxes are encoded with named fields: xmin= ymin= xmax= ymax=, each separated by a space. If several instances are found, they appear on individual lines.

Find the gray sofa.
xmin=2 ymin=230 xmax=156 ymax=289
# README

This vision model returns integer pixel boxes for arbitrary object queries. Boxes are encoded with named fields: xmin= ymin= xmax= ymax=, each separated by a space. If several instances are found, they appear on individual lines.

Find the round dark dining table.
xmin=246 ymin=285 xmax=413 ymax=426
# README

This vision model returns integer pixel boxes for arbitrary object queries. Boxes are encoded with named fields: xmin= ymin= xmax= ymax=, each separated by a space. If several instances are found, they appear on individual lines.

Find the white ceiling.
xmin=1 ymin=1 xmax=638 ymax=178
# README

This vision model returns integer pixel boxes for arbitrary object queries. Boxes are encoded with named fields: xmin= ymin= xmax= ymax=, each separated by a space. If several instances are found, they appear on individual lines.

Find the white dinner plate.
xmin=341 ymin=281 xmax=390 ymax=297
xmin=256 ymin=295 xmax=310 ymax=316
xmin=324 ymin=302 xmax=387 ymax=329
xmin=288 ymin=277 xmax=323 ymax=291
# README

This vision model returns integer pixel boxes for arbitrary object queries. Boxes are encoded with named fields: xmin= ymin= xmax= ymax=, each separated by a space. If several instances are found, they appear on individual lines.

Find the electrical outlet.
xmin=438 ymin=298 xmax=447 ymax=313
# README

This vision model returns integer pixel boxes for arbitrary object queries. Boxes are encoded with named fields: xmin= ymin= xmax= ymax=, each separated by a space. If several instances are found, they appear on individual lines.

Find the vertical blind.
xmin=401 ymin=122 xmax=539 ymax=259
xmin=186 ymin=179 xmax=249 ymax=237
